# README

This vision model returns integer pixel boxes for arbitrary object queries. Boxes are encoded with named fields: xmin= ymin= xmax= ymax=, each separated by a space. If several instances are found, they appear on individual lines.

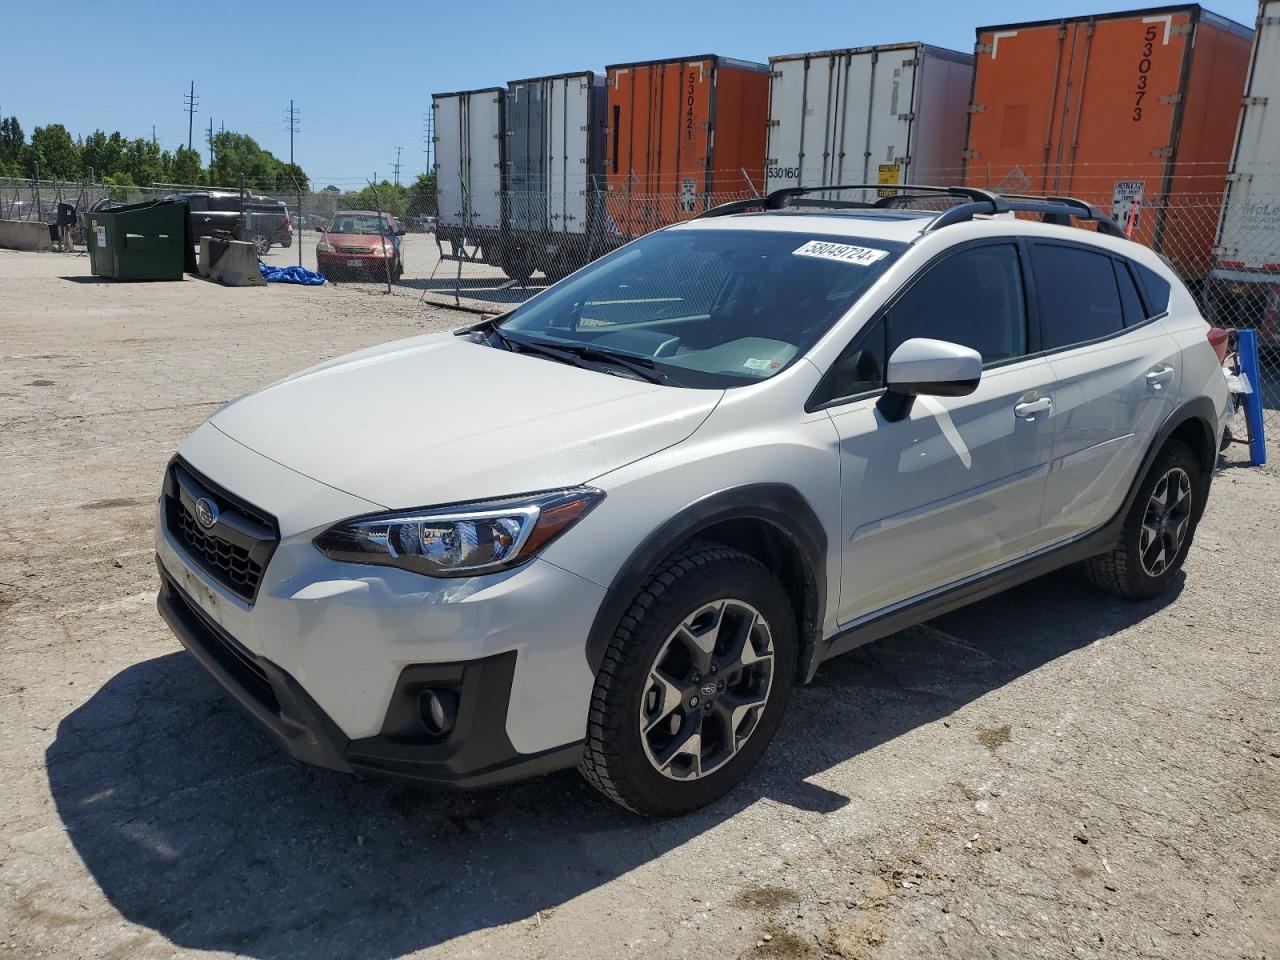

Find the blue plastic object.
xmin=1236 ymin=328 xmax=1267 ymax=467
xmin=258 ymin=262 xmax=326 ymax=285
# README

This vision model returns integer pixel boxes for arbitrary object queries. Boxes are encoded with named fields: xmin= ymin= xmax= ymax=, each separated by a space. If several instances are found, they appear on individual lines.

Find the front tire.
xmin=1086 ymin=439 xmax=1203 ymax=600
xmin=580 ymin=541 xmax=796 ymax=816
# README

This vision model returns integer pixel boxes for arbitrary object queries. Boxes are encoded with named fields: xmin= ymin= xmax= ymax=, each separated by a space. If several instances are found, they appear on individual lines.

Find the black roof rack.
xmin=697 ymin=183 xmax=1126 ymax=238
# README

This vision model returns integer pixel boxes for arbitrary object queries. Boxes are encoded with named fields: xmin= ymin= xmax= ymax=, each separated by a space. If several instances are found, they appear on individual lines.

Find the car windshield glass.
xmin=328 ymin=216 xmax=390 ymax=235
xmin=498 ymin=228 xmax=904 ymax=388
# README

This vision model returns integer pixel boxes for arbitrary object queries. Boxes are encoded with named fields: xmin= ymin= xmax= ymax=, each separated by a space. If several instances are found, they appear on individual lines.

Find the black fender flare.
xmin=1119 ymin=395 xmax=1219 ymax=528
xmin=583 ymin=483 xmax=828 ymax=678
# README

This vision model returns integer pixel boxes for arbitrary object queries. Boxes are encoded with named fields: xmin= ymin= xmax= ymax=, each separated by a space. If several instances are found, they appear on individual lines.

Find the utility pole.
xmin=284 ymin=99 xmax=300 ymax=168
xmin=207 ymin=117 xmax=214 ymax=169
xmin=184 ymin=81 xmax=198 ymax=150
xmin=151 ymin=125 xmax=157 ymax=146
xmin=393 ymin=146 xmax=403 ymax=187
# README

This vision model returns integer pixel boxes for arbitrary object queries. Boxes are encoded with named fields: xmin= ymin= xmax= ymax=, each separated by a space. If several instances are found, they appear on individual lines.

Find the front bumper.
xmin=157 ymin=558 xmax=583 ymax=786
xmin=317 ymin=252 xmax=396 ymax=274
xmin=152 ymin=425 xmax=606 ymax=784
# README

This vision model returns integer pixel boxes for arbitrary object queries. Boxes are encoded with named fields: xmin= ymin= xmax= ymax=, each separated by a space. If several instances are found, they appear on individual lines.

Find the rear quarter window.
xmin=1132 ymin=261 xmax=1172 ymax=317
xmin=1114 ymin=259 xmax=1147 ymax=327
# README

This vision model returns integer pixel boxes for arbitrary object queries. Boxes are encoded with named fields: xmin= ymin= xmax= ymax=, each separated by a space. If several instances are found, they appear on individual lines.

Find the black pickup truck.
xmin=168 ymin=192 xmax=293 ymax=254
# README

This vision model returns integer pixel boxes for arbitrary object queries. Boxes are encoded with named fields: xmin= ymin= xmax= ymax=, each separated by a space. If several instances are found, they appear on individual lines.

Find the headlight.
xmin=316 ymin=241 xmax=334 ymax=253
xmin=314 ymin=488 xmax=604 ymax=577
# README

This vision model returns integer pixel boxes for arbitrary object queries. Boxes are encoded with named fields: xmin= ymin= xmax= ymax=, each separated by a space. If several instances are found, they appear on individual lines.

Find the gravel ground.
xmin=1 ymin=246 xmax=1277 ymax=960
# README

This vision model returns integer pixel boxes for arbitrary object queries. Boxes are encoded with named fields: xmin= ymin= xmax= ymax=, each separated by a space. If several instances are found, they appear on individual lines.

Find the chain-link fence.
xmin=5 ymin=162 xmax=1279 ymax=441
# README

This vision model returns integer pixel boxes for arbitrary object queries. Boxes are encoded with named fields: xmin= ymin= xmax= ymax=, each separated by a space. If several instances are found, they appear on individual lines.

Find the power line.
xmin=184 ymin=81 xmax=199 ymax=150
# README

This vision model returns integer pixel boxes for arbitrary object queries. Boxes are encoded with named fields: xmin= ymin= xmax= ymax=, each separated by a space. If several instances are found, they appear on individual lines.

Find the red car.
xmin=316 ymin=210 xmax=404 ymax=281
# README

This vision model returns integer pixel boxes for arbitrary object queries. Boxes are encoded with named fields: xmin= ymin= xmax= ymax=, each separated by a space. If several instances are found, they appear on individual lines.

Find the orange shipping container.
xmin=964 ymin=5 xmax=1252 ymax=275
xmin=605 ymin=55 xmax=769 ymax=238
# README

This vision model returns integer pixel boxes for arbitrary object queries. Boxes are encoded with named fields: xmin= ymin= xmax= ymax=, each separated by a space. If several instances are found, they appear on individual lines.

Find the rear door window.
xmin=1031 ymin=244 xmax=1124 ymax=349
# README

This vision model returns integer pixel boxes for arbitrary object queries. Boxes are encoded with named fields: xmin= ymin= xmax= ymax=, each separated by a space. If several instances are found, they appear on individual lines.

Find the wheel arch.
xmin=1126 ymin=396 xmax=1219 ymax=526
xmin=584 ymin=484 xmax=828 ymax=684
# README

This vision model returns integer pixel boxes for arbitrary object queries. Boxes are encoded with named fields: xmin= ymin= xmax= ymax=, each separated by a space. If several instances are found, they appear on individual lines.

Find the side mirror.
xmin=878 ymin=337 xmax=982 ymax=422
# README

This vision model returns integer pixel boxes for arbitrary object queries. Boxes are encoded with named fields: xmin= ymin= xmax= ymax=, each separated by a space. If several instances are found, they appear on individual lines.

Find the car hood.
xmin=210 ymin=332 xmax=722 ymax=509
xmin=322 ymin=234 xmax=389 ymax=249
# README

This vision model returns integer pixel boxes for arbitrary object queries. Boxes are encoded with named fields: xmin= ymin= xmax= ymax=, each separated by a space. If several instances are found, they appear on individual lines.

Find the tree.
xmin=29 ymin=123 xmax=82 ymax=179
xmin=406 ymin=171 xmax=436 ymax=217
xmin=0 ymin=116 xmax=25 ymax=174
xmin=169 ymin=146 xmax=203 ymax=186
xmin=344 ymin=180 xmax=407 ymax=217
xmin=274 ymin=162 xmax=310 ymax=193
xmin=120 ymin=137 xmax=164 ymax=186
xmin=81 ymin=130 xmax=125 ymax=181
xmin=208 ymin=131 xmax=291 ymax=189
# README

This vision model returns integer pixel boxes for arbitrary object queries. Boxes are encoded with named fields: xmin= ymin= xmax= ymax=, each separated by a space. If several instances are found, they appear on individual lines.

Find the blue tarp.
xmin=258 ymin=262 xmax=326 ymax=285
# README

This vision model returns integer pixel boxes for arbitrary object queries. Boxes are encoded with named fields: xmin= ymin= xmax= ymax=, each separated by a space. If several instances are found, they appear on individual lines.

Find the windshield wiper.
xmin=506 ymin=335 xmax=682 ymax=386
xmin=563 ymin=343 xmax=684 ymax=387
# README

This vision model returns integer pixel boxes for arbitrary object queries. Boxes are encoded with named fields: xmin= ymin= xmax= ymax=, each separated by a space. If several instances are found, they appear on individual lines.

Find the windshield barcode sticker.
xmin=793 ymin=240 xmax=889 ymax=266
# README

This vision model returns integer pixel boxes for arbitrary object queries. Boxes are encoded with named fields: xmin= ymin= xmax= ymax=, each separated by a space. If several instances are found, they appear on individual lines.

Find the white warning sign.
xmin=1112 ymin=180 xmax=1145 ymax=231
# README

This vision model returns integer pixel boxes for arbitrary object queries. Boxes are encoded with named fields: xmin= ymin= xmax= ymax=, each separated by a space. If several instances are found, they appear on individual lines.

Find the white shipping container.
xmin=506 ymin=72 xmax=606 ymax=237
xmin=432 ymin=88 xmax=505 ymax=232
xmin=765 ymin=43 xmax=973 ymax=193
xmin=1214 ymin=1 xmax=1280 ymax=280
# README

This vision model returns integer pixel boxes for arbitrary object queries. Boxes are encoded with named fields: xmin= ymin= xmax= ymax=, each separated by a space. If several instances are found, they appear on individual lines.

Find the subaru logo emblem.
xmin=699 ymin=681 xmax=718 ymax=698
xmin=194 ymin=497 xmax=219 ymax=529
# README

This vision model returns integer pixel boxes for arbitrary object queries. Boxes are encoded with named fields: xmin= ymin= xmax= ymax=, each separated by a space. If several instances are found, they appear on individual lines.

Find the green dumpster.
xmin=86 ymin=199 xmax=191 ymax=281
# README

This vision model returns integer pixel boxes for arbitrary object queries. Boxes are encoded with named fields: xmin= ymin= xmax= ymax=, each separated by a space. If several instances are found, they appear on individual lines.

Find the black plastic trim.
xmin=157 ymin=559 xmax=581 ymax=788
xmin=816 ymin=395 xmax=1219 ymax=667
xmin=584 ymin=484 xmax=828 ymax=678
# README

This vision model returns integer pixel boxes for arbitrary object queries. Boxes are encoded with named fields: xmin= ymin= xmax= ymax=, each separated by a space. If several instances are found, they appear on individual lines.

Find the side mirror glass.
xmin=878 ymin=337 xmax=982 ymax=422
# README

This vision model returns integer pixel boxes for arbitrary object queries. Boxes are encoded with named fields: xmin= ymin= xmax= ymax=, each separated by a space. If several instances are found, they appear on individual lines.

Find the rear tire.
xmin=580 ymin=541 xmax=796 ymax=817
xmin=1086 ymin=439 xmax=1202 ymax=600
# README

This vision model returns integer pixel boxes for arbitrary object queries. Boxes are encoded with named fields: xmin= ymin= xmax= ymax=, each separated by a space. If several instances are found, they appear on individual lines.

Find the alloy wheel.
xmin=1139 ymin=467 xmax=1193 ymax=578
xmin=639 ymin=599 xmax=774 ymax=781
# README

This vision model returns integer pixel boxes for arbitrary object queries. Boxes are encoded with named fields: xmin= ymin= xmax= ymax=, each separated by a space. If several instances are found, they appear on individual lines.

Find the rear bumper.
xmin=157 ymin=558 xmax=583 ymax=787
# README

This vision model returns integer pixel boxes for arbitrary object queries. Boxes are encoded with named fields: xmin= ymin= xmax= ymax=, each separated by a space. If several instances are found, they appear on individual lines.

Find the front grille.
xmin=163 ymin=459 xmax=279 ymax=604
xmin=336 ymin=245 xmax=374 ymax=254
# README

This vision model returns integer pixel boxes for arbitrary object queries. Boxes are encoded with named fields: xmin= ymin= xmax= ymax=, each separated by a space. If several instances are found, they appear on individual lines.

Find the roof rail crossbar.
xmin=697 ymin=183 xmax=1127 ymax=237
xmin=1001 ymin=193 xmax=1127 ymax=237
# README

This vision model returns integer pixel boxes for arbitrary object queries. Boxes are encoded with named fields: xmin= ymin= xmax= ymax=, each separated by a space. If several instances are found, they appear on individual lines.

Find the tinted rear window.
xmin=1032 ymin=244 xmax=1124 ymax=349
xmin=1132 ymin=262 xmax=1172 ymax=317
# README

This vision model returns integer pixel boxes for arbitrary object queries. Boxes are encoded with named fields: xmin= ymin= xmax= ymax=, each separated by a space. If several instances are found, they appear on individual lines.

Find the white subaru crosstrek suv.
xmin=156 ymin=185 xmax=1230 ymax=816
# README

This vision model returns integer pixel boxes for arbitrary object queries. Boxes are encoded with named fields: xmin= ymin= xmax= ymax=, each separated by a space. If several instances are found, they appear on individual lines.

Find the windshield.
xmin=328 ymin=215 xmax=391 ymax=235
xmin=498 ymin=228 xmax=904 ymax=388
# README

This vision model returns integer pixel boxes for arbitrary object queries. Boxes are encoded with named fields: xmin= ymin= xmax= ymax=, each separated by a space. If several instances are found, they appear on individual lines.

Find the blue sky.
xmin=0 ymin=0 xmax=1259 ymax=187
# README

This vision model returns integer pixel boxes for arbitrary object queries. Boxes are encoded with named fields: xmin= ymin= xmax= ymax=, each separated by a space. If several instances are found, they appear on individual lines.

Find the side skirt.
xmin=816 ymin=519 xmax=1120 ymax=669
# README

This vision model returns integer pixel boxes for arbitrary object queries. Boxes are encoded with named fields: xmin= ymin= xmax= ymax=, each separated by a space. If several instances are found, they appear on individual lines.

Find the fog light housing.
xmin=420 ymin=688 xmax=458 ymax=738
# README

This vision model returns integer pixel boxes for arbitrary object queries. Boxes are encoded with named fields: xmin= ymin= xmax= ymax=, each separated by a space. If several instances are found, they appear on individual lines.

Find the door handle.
xmin=1014 ymin=397 xmax=1053 ymax=418
xmin=1146 ymin=365 xmax=1175 ymax=388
